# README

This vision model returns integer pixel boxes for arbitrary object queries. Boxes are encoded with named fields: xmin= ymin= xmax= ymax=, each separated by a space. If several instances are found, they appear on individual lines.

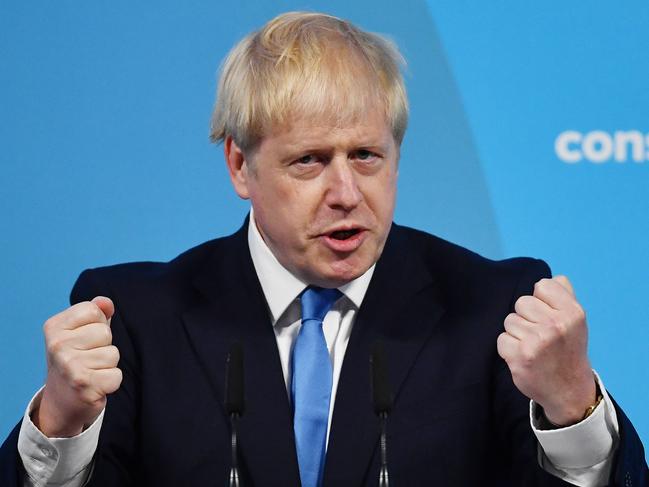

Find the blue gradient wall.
xmin=1 ymin=0 xmax=647 ymax=455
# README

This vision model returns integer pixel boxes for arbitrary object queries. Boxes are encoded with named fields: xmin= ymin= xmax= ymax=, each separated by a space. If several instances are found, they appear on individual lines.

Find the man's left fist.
xmin=497 ymin=275 xmax=597 ymax=426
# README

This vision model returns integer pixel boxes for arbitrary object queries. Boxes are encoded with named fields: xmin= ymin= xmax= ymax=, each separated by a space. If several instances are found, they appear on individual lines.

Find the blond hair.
xmin=209 ymin=11 xmax=408 ymax=152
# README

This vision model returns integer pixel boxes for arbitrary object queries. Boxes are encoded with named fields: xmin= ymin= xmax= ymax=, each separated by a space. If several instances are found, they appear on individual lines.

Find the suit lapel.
xmin=181 ymin=222 xmax=301 ymax=486
xmin=323 ymin=224 xmax=446 ymax=486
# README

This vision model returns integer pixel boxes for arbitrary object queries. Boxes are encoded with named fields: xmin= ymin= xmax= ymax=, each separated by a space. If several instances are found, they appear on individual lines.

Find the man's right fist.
xmin=34 ymin=296 xmax=122 ymax=437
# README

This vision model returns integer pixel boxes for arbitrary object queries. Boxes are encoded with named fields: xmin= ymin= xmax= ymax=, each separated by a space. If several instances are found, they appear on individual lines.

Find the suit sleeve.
xmin=69 ymin=269 xmax=140 ymax=487
xmin=490 ymin=260 xmax=570 ymax=486
xmin=492 ymin=259 xmax=648 ymax=486
xmin=611 ymin=397 xmax=648 ymax=486
xmin=0 ymin=422 xmax=26 ymax=487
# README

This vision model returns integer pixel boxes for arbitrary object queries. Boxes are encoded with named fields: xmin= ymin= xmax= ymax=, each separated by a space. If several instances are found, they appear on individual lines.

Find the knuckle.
xmin=519 ymin=295 xmax=533 ymax=305
xmin=535 ymin=330 xmax=551 ymax=349
xmin=103 ymin=345 xmax=120 ymax=367
xmin=113 ymin=367 xmax=124 ymax=385
xmin=572 ymin=303 xmax=586 ymax=322
xmin=110 ymin=346 xmax=121 ymax=365
xmin=514 ymin=295 xmax=534 ymax=313
xmin=90 ymin=324 xmax=112 ymax=345
xmin=113 ymin=369 xmax=124 ymax=390
xmin=43 ymin=317 xmax=57 ymax=335
xmin=544 ymin=312 xmax=558 ymax=327
xmin=506 ymin=312 xmax=518 ymax=321
xmin=542 ymin=311 xmax=562 ymax=332
xmin=80 ymin=302 xmax=104 ymax=323
xmin=99 ymin=368 xmax=123 ymax=395
xmin=534 ymin=278 xmax=549 ymax=292
xmin=513 ymin=297 xmax=523 ymax=313
xmin=88 ymin=303 xmax=106 ymax=323
xmin=79 ymin=388 xmax=103 ymax=406
xmin=55 ymin=350 xmax=75 ymax=370
xmin=47 ymin=337 xmax=67 ymax=357
xmin=68 ymin=369 xmax=90 ymax=391
xmin=520 ymin=345 xmax=537 ymax=366
xmin=549 ymin=317 xmax=568 ymax=337
xmin=100 ymin=324 xmax=113 ymax=344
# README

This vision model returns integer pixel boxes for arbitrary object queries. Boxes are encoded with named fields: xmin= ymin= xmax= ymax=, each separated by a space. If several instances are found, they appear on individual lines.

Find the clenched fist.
xmin=34 ymin=297 xmax=122 ymax=437
xmin=497 ymin=276 xmax=597 ymax=426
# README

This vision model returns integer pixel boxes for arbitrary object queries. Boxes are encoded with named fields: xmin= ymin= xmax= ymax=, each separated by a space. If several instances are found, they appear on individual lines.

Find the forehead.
xmin=259 ymin=109 xmax=395 ymax=153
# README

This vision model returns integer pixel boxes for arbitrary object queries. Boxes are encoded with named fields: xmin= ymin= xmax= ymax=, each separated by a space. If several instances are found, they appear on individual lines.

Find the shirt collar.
xmin=247 ymin=209 xmax=375 ymax=325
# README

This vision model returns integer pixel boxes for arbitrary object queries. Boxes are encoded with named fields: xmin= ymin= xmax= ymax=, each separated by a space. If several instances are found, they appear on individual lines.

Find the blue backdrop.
xmin=1 ymin=0 xmax=647 ymax=456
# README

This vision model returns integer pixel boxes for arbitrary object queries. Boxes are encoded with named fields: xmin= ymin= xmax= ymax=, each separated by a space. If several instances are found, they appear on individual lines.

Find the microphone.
xmin=370 ymin=341 xmax=392 ymax=487
xmin=225 ymin=342 xmax=245 ymax=487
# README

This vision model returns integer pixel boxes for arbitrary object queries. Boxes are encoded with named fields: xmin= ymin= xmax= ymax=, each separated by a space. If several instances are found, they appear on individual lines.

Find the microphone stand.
xmin=370 ymin=341 xmax=392 ymax=487
xmin=225 ymin=342 xmax=244 ymax=487
xmin=378 ymin=411 xmax=389 ymax=487
xmin=228 ymin=412 xmax=240 ymax=487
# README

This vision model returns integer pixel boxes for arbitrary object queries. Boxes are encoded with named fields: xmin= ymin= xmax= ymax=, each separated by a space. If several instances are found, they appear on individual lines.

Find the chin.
xmin=297 ymin=264 xmax=362 ymax=288
xmin=296 ymin=246 xmax=379 ymax=288
xmin=320 ymin=259 xmax=372 ymax=287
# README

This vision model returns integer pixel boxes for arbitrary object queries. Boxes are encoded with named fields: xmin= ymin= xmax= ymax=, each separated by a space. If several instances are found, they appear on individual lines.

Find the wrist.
xmin=541 ymin=376 xmax=600 ymax=427
xmin=34 ymin=388 xmax=86 ymax=438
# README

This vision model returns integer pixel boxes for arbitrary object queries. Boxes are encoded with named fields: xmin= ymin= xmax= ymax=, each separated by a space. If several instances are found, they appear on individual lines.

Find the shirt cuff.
xmin=17 ymin=387 xmax=104 ymax=486
xmin=530 ymin=371 xmax=620 ymax=469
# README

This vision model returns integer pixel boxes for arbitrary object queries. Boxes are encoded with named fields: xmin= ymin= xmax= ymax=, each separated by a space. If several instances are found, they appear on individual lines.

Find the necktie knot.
xmin=300 ymin=286 xmax=342 ymax=323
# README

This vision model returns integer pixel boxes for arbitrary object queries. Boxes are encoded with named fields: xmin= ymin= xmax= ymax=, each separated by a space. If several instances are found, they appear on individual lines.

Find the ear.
xmin=224 ymin=136 xmax=251 ymax=200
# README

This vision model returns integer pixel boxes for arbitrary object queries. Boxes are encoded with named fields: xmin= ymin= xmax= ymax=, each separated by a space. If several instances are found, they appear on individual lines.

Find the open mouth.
xmin=329 ymin=229 xmax=361 ymax=240
xmin=321 ymin=226 xmax=367 ymax=252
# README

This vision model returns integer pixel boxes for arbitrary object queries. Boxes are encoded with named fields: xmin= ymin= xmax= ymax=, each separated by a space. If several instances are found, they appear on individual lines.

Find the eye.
xmin=289 ymin=153 xmax=326 ymax=178
xmin=294 ymin=154 xmax=318 ymax=165
xmin=352 ymin=149 xmax=379 ymax=162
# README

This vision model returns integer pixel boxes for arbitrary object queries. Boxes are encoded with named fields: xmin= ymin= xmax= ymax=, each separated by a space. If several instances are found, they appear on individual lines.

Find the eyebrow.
xmin=285 ymin=138 xmax=391 ymax=154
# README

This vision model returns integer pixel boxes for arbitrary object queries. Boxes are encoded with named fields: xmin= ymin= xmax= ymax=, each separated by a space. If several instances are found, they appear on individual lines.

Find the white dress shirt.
xmin=18 ymin=212 xmax=619 ymax=486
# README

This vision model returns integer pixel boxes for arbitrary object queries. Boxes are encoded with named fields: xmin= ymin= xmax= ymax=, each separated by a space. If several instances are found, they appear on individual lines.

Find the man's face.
xmin=227 ymin=110 xmax=399 ymax=288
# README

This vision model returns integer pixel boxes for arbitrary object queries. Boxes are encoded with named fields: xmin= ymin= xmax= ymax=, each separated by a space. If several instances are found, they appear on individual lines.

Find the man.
xmin=1 ymin=11 xmax=647 ymax=487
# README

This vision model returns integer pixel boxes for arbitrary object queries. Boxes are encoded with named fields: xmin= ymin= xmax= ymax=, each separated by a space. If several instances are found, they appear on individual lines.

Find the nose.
xmin=324 ymin=156 xmax=363 ymax=211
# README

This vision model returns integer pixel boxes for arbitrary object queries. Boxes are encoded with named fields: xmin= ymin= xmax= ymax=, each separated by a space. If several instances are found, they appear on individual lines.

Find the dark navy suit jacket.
xmin=2 ymin=221 xmax=647 ymax=486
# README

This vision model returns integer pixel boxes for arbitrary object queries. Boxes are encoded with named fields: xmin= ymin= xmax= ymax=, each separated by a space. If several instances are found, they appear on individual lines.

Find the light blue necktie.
xmin=291 ymin=286 xmax=342 ymax=487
